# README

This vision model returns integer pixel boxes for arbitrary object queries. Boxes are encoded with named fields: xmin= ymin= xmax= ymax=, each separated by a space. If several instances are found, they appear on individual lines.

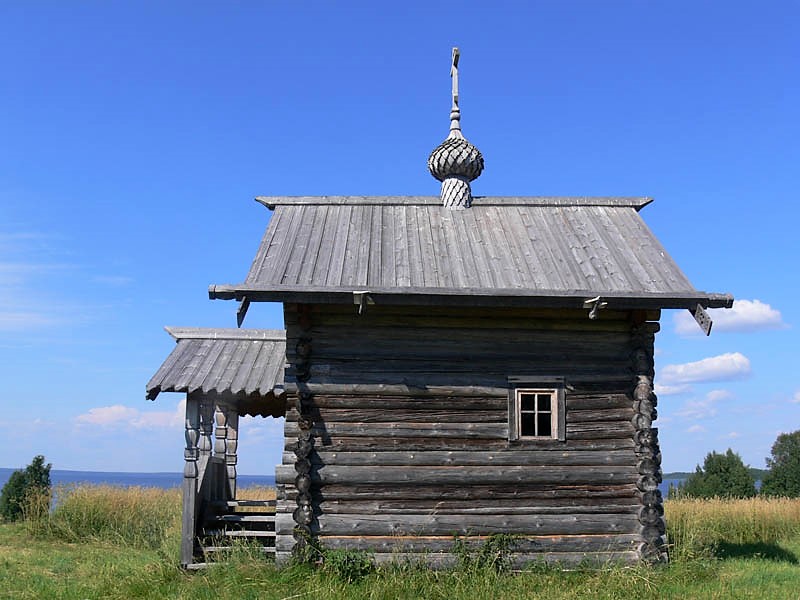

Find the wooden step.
xmin=211 ymin=514 xmax=275 ymax=523
xmin=203 ymin=529 xmax=276 ymax=538
xmin=201 ymin=545 xmax=276 ymax=554
xmin=210 ymin=499 xmax=276 ymax=509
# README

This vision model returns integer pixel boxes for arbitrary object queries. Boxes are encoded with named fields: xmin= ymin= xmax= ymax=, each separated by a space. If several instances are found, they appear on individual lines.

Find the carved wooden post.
xmin=181 ymin=395 xmax=201 ymax=566
xmin=214 ymin=403 xmax=227 ymax=460
xmin=631 ymin=323 xmax=668 ymax=563
xmin=226 ymin=411 xmax=239 ymax=499
xmin=198 ymin=400 xmax=215 ymax=462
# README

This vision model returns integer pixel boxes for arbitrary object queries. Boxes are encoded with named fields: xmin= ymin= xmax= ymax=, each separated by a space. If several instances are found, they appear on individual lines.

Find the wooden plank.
xmin=317 ymin=533 xmax=642 ymax=553
xmin=254 ymin=196 xmax=653 ymax=209
xmin=210 ymin=283 xmax=733 ymax=310
xmin=310 ymin=513 xmax=640 ymax=536
xmin=295 ymin=436 xmax=635 ymax=453
xmin=309 ymin=396 xmax=509 ymax=409
xmin=287 ymin=449 xmax=636 ymax=467
xmin=286 ymin=408 xmax=506 ymax=424
xmin=284 ymin=421 xmax=508 ymax=439
xmin=316 ymin=500 xmax=641 ymax=516
xmin=296 ymin=483 xmax=638 ymax=502
xmin=275 ymin=465 xmax=638 ymax=486
xmin=367 ymin=551 xmax=640 ymax=567
xmin=566 ymin=408 xmax=634 ymax=423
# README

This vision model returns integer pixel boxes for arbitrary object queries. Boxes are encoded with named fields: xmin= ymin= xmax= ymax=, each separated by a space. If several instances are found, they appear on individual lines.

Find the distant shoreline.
xmin=0 ymin=468 xmax=275 ymax=490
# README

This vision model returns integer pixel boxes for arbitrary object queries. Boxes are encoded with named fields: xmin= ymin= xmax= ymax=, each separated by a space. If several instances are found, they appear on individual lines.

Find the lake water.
xmin=0 ymin=468 xmax=275 ymax=490
xmin=0 ymin=469 xmax=688 ymax=499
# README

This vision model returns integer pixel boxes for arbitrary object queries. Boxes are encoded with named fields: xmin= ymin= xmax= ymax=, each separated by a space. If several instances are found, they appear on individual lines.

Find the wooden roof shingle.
xmin=209 ymin=196 xmax=732 ymax=311
xmin=146 ymin=327 xmax=286 ymax=417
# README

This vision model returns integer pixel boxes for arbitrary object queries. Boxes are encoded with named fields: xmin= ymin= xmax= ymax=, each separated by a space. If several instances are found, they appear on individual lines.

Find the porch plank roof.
xmin=146 ymin=327 xmax=286 ymax=417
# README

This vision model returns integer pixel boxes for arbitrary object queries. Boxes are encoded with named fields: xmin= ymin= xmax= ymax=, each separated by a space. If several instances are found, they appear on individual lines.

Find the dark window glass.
xmin=520 ymin=393 xmax=536 ymax=412
xmin=521 ymin=412 xmax=536 ymax=437
xmin=537 ymin=413 xmax=551 ymax=436
xmin=537 ymin=394 xmax=551 ymax=411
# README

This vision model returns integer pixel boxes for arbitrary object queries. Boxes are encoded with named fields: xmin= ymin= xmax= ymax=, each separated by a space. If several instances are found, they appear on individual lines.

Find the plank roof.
xmin=146 ymin=327 xmax=286 ymax=417
xmin=209 ymin=196 xmax=732 ymax=311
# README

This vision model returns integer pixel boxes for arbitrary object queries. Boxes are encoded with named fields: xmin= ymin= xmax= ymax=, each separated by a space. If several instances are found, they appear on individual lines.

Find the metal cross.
xmin=451 ymin=47 xmax=460 ymax=108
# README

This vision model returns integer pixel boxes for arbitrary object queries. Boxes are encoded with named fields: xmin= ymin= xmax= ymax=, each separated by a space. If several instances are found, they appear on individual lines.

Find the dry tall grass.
xmin=666 ymin=496 xmax=800 ymax=559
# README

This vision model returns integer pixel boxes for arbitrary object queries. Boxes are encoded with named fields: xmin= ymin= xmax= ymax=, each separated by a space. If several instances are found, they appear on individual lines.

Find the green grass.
xmin=1 ymin=487 xmax=800 ymax=599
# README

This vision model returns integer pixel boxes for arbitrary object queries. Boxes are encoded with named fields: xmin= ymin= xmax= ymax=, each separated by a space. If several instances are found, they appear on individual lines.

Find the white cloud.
xmin=792 ymin=391 xmax=800 ymax=404
xmin=687 ymin=425 xmax=706 ymax=433
xmin=661 ymin=352 xmax=751 ymax=384
xmin=674 ymin=299 xmax=786 ymax=335
xmin=725 ymin=431 xmax=741 ymax=439
xmin=675 ymin=389 xmax=733 ymax=419
xmin=75 ymin=400 xmax=184 ymax=429
xmin=654 ymin=383 xmax=691 ymax=396
xmin=706 ymin=389 xmax=733 ymax=402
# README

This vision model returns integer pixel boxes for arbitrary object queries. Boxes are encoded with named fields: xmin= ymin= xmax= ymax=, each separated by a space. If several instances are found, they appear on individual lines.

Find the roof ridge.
xmin=165 ymin=327 xmax=286 ymax=341
xmin=256 ymin=196 xmax=654 ymax=210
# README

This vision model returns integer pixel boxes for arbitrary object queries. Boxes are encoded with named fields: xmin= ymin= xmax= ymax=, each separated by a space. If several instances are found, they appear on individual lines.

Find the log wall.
xmin=274 ymin=304 xmax=663 ymax=566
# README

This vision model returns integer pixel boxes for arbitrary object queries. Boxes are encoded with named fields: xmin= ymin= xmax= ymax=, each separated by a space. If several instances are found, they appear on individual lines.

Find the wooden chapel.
xmin=147 ymin=48 xmax=733 ymax=568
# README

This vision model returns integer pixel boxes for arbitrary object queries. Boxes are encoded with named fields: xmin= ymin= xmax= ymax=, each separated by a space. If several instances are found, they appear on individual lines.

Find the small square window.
xmin=508 ymin=377 xmax=566 ymax=442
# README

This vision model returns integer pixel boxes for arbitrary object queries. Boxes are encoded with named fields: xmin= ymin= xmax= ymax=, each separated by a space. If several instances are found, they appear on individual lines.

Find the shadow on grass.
xmin=715 ymin=541 xmax=798 ymax=563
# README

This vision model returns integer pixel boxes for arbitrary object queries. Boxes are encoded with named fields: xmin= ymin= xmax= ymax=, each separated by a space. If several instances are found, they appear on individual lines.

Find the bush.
xmin=0 ymin=455 xmax=51 ymax=522
xmin=680 ymin=449 xmax=756 ymax=499
xmin=452 ymin=534 xmax=517 ymax=572
xmin=761 ymin=430 xmax=800 ymax=497
xmin=322 ymin=549 xmax=375 ymax=583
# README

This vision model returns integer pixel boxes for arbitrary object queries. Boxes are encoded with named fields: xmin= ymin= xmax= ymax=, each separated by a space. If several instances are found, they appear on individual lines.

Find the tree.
xmin=0 ymin=455 xmax=52 ymax=521
xmin=680 ymin=449 xmax=756 ymax=499
xmin=761 ymin=431 xmax=800 ymax=497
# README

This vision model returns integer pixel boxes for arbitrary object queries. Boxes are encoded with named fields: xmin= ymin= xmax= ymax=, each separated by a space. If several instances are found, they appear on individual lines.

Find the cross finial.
xmin=451 ymin=47 xmax=460 ymax=109
xmin=448 ymin=47 xmax=462 ymax=138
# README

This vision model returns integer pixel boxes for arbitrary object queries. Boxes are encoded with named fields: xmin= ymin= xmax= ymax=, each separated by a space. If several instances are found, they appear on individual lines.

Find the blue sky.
xmin=1 ymin=1 xmax=797 ymax=474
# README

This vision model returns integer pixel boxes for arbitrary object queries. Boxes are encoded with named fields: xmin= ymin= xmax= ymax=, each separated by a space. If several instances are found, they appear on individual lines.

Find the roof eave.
xmin=209 ymin=283 xmax=733 ymax=311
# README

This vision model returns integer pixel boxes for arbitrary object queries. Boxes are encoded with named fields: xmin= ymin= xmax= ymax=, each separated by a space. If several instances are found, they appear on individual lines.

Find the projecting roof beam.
xmin=689 ymin=304 xmax=714 ymax=336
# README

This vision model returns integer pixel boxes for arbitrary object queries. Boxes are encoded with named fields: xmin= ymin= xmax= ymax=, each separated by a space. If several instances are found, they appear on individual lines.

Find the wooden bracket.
xmin=236 ymin=296 xmax=250 ymax=327
xmin=583 ymin=296 xmax=608 ymax=320
xmin=352 ymin=291 xmax=374 ymax=315
xmin=690 ymin=304 xmax=713 ymax=336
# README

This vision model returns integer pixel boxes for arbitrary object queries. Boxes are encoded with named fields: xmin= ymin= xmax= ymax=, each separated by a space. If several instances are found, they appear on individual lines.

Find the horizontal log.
xmin=566 ymin=408 xmax=634 ymax=423
xmin=288 ymin=483 xmax=639 ymax=502
xmin=566 ymin=422 xmax=635 ymax=439
xmin=276 ymin=464 xmax=638 ymax=486
xmin=317 ymin=533 xmax=643 ymax=554
xmin=298 ymin=437 xmax=635 ymax=453
xmin=308 ymin=313 xmax=638 ymax=332
xmin=367 ymin=551 xmax=640 ymax=567
xmin=310 ymin=513 xmax=640 ymax=536
xmin=285 ymin=380 xmax=635 ymax=397
xmin=285 ymin=421 xmax=508 ymax=440
xmin=316 ymin=499 xmax=641 ymax=515
xmin=566 ymin=395 xmax=632 ymax=411
xmin=287 ymin=408 xmax=507 ymax=424
xmin=287 ymin=449 xmax=636 ymax=467
xmin=287 ymin=303 xmax=654 ymax=322
xmin=309 ymin=396 xmax=509 ymax=409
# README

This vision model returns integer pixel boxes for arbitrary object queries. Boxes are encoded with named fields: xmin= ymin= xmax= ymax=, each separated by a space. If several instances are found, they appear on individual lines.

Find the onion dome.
xmin=427 ymin=48 xmax=484 ymax=209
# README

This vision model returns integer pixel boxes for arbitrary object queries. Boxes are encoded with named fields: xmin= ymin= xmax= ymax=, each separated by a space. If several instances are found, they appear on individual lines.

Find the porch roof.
xmin=146 ymin=327 xmax=286 ymax=418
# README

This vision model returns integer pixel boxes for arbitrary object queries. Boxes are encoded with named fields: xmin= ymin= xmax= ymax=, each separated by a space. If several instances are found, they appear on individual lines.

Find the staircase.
xmin=189 ymin=499 xmax=276 ymax=568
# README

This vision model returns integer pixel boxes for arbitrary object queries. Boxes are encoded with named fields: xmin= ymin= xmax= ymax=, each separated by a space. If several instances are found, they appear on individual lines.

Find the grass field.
xmin=1 ymin=486 xmax=799 ymax=599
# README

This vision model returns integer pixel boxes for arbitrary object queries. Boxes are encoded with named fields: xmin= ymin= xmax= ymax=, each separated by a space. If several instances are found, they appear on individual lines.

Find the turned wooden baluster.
xmin=226 ymin=411 xmax=239 ymax=499
xmin=181 ymin=396 xmax=201 ymax=567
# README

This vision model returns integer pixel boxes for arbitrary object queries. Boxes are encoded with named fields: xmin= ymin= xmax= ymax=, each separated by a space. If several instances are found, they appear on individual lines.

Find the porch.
xmin=146 ymin=327 xmax=287 ymax=568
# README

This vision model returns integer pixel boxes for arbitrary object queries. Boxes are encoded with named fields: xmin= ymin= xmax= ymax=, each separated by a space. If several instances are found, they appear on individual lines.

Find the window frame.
xmin=508 ymin=376 xmax=566 ymax=443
